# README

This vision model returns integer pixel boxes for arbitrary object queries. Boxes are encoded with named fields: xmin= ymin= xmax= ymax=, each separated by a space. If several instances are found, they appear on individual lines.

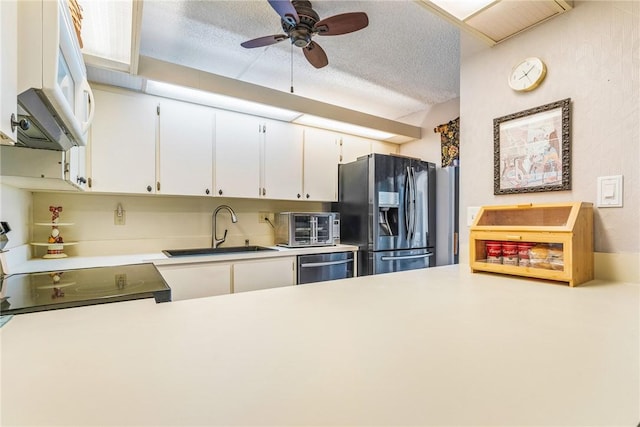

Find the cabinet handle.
xmin=218 ymin=189 xmax=223 ymax=195
xmin=262 ymin=188 xmax=266 ymax=196
xmin=306 ymin=194 xmax=310 ymax=199
xmin=205 ymin=189 xmax=210 ymax=195
xmin=146 ymin=185 xmax=152 ymax=192
xmin=87 ymin=177 xmax=92 ymax=188
xmin=157 ymin=182 xmax=161 ymax=191
xmin=76 ymin=176 xmax=87 ymax=184
xmin=297 ymin=193 xmax=301 ymax=199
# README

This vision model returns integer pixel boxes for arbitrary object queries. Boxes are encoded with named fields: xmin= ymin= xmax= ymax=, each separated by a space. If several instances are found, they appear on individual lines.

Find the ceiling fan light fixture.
xmin=291 ymin=31 xmax=311 ymax=47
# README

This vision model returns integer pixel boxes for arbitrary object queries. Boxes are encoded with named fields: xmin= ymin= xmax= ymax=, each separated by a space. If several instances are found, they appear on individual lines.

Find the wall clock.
xmin=508 ymin=57 xmax=547 ymax=92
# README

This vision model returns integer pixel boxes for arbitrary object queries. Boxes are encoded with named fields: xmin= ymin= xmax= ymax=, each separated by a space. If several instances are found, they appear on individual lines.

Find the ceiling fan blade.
xmin=303 ymin=41 xmax=328 ymax=69
xmin=267 ymin=0 xmax=299 ymax=26
xmin=315 ymin=12 xmax=369 ymax=36
xmin=241 ymin=34 xmax=289 ymax=48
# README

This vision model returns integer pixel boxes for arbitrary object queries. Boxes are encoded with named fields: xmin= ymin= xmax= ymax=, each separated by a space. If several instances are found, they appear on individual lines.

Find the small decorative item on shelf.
xmin=31 ymin=205 xmax=78 ymax=259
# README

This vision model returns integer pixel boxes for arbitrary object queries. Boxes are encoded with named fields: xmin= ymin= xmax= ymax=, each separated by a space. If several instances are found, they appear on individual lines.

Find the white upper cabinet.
xmin=340 ymin=135 xmax=375 ymax=164
xmin=89 ymin=88 xmax=157 ymax=194
xmin=340 ymin=134 xmax=398 ymax=164
xmin=302 ymin=127 xmax=340 ymax=201
xmin=158 ymin=99 xmax=214 ymax=196
xmin=0 ymin=0 xmax=17 ymax=145
xmin=262 ymin=120 xmax=303 ymax=200
xmin=214 ymin=110 xmax=261 ymax=198
xmin=67 ymin=146 xmax=87 ymax=189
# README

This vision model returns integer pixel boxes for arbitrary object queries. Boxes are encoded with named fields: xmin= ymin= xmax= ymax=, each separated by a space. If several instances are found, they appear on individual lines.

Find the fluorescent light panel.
xmin=81 ymin=0 xmax=133 ymax=65
xmin=145 ymin=81 xmax=302 ymax=122
xmin=429 ymin=0 xmax=495 ymax=20
xmin=145 ymin=81 xmax=399 ymax=141
xmin=294 ymin=115 xmax=396 ymax=141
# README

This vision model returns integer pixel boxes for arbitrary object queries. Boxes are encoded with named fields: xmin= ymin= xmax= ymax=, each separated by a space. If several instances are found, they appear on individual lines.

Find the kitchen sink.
xmin=162 ymin=246 xmax=277 ymax=257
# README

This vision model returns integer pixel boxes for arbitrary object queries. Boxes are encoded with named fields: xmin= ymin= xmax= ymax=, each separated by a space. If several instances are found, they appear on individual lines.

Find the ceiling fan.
xmin=240 ymin=0 xmax=369 ymax=69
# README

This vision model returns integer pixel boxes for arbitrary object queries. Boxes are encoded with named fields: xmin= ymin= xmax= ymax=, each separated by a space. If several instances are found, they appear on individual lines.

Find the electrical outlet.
xmin=115 ymin=274 xmax=127 ymax=288
xmin=258 ymin=212 xmax=274 ymax=223
xmin=114 ymin=209 xmax=126 ymax=225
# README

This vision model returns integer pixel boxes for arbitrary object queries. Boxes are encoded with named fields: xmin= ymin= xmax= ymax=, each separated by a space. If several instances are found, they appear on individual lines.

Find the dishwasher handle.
xmin=381 ymin=252 xmax=433 ymax=261
xmin=300 ymin=259 xmax=353 ymax=268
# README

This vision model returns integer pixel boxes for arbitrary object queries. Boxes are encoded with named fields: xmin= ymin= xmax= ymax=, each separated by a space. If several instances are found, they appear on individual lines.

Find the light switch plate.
xmin=597 ymin=175 xmax=623 ymax=207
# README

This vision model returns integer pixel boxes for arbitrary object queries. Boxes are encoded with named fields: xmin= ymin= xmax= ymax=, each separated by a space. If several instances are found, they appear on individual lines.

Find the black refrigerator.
xmin=337 ymin=153 xmax=436 ymax=276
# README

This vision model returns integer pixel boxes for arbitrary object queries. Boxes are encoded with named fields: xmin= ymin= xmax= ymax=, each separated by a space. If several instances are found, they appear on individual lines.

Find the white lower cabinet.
xmin=157 ymin=256 xmax=296 ymax=300
xmin=156 ymin=263 xmax=232 ymax=301
xmin=233 ymin=257 xmax=296 ymax=293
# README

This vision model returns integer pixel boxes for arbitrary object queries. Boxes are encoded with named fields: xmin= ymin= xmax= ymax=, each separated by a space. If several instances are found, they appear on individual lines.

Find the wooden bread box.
xmin=469 ymin=202 xmax=594 ymax=287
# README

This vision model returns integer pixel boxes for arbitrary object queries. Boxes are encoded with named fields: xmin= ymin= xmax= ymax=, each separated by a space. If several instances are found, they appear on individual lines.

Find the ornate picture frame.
xmin=494 ymin=98 xmax=571 ymax=195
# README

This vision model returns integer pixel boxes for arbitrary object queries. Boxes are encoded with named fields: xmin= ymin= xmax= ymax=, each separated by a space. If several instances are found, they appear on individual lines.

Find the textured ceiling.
xmin=133 ymin=0 xmax=460 ymax=123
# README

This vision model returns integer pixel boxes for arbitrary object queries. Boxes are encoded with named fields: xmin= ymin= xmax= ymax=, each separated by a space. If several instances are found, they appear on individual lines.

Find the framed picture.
xmin=494 ymin=98 xmax=571 ymax=195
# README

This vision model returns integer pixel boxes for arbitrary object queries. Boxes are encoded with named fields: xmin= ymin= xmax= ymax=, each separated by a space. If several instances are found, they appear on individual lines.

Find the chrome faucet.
xmin=212 ymin=205 xmax=238 ymax=248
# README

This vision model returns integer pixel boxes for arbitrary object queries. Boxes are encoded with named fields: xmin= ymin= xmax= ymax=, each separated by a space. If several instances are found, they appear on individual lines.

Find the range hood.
xmin=15 ymin=88 xmax=76 ymax=151
xmin=419 ymin=0 xmax=573 ymax=46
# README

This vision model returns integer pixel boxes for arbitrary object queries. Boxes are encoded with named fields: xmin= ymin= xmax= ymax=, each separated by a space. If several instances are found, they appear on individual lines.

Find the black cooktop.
xmin=0 ymin=263 xmax=171 ymax=315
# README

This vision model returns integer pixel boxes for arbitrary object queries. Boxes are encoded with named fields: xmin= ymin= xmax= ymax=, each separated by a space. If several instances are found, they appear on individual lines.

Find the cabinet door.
xmin=67 ymin=146 xmax=87 ymax=190
xmin=156 ymin=263 xmax=231 ymax=301
xmin=214 ymin=110 xmax=260 ymax=198
xmin=89 ymin=89 xmax=157 ymax=194
xmin=233 ymin=257 xmax=296 ymax=293
xmin=0 ymin=0 xmax=17 ymax=144
xmin=263 ymin=120 xmax=303 ymax=200
xmin=158 ymin=99 xmax=214 ymax=196
xmin=302 ymin=128 xmax=339 ymax=201
xmin=340 ymin=135 xmax=374 ymax=164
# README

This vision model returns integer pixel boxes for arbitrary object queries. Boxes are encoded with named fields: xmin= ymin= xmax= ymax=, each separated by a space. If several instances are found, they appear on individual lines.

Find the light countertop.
xmin=7 ymin=244 xmax=359 ymax=274
xmin=1 ymin=265 xmax=638 ymax=425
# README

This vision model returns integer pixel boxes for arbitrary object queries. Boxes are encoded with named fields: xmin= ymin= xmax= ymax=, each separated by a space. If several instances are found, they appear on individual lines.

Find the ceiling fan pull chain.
xmin=290 ymin=43 xmax=294 ymax=94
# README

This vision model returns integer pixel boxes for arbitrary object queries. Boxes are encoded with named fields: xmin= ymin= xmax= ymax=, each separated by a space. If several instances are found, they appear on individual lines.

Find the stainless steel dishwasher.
xmin=297 ymin=251 xmax=354 ymax=284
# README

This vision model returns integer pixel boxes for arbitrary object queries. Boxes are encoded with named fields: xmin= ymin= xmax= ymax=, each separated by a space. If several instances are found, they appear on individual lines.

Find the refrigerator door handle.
xmin=409 ymin=166 xmax=416 ymax=243
xmin=381 ymin=252 xmax=434 ymax=261
xmin=300 ymin=259 xmax=353 ymax=268
xmin=404 ymin=166 xmax=411 ymax=239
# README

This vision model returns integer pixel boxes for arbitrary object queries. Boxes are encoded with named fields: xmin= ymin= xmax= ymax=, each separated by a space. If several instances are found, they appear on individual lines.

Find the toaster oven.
xmin=275 ymin=212 xmax=340 ymax=247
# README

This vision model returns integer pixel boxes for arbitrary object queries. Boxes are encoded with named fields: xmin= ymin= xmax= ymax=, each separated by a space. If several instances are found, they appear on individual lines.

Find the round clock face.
xmin=509 ymin=57 xmax=547 ymax=91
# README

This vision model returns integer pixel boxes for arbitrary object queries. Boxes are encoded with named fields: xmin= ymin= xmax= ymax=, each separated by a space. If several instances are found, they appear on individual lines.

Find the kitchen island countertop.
xmin=1 ymin=265 xmax=638 ymax=426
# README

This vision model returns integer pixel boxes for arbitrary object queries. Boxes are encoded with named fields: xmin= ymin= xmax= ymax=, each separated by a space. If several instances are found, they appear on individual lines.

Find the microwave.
xmin=275 ymin=213 xmax=340 ymax=247
xmin=17 ymin=0 xmax=94 ymax=150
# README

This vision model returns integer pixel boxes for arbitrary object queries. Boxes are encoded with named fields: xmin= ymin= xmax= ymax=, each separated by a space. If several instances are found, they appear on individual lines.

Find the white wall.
xmin=0 ymin=183 xmax=32 ymax=249
xmin=459 ymin=1 xmax=639 ymax=254
xmin=400 ymin=98 xmax=460 ymax=265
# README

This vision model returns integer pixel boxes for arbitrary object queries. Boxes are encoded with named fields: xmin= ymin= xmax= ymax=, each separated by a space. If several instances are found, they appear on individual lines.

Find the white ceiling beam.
xmin=137 ymin=56 xmax=422 ymax=142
